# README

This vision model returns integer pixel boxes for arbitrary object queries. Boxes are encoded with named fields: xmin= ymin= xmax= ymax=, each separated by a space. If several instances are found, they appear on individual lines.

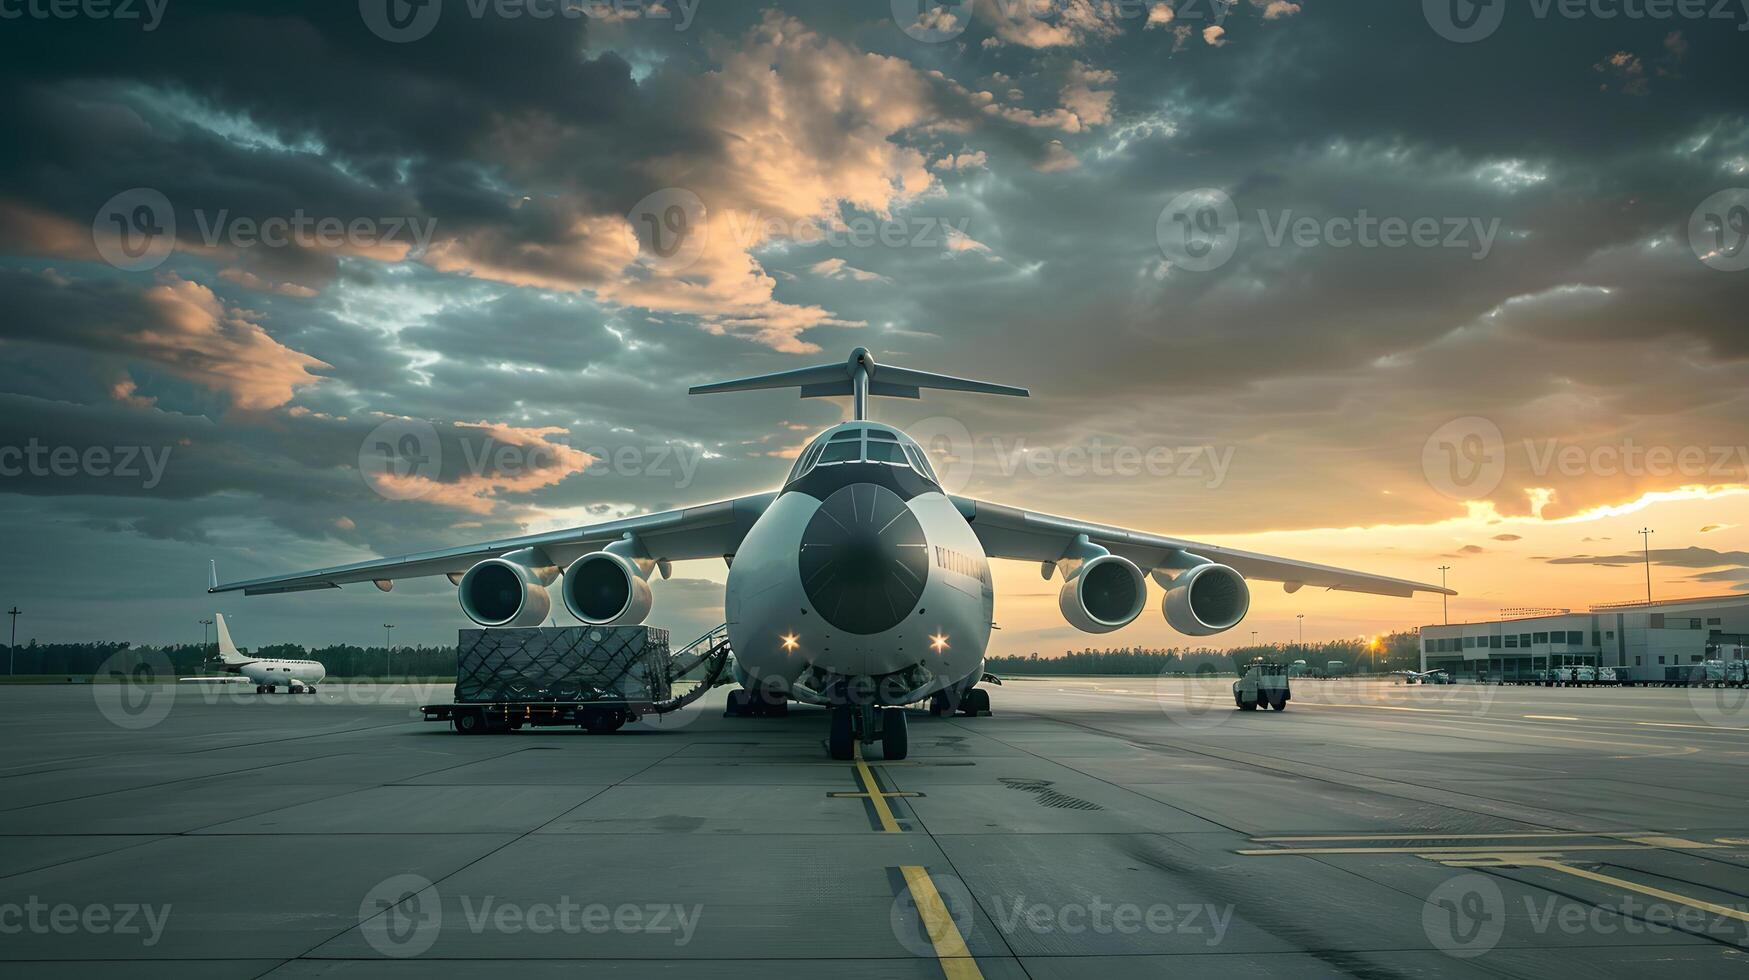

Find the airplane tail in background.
xmin=214 ymin=614 xmax=251 ymax=666
xmin=689 ymin=347 xmax=1027 ymax=421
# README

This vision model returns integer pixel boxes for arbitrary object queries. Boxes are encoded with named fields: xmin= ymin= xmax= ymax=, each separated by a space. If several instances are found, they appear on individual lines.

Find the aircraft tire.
xmin=882 ymin=708 xmax=909 ymax=760
xmin=828 ymin=706 xmax=854 ymax=760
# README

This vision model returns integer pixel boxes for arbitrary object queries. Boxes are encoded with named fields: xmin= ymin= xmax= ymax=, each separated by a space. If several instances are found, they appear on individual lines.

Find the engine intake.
xmin=458 ymin=558 xmax=552 ymax=628
xmin=1058 ymin=554 xmax=1147 ymax=634
xmin=1161 ymin=563 xmax=1250 ymax=636
xmin=562 ymin=551 xmax=654 ymax=625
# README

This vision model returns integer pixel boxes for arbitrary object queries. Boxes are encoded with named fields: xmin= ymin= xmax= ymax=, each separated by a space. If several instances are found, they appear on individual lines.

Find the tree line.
xmin=0 ymin=641 xmax=457 ymax=680
xmin=1 ymin=629 xmax=1425 ymax=680
xmin=984 ymin=631 xmax=1424 ymax=676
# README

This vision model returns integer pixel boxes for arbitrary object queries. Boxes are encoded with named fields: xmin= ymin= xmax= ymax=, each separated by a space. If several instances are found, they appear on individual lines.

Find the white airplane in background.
xmin=211 ymin=348 xmax=1452 ymax=758
xmin=181 ymin=613 xmax=327 ymax=694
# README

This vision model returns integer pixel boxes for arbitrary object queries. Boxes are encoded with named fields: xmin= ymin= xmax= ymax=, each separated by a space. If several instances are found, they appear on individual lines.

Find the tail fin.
xmin=689 ymin=347 xmax=1027 ymax=420
xmin=214 ymin=614 xmax=251 ymax=665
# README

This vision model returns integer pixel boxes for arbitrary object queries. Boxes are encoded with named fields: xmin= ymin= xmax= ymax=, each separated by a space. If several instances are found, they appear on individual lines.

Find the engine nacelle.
xmin=562 ymin=551 xmax=654 ymax=625
xmin=1057 ymin=554 xmax=1147 ymax=634
xmin=457 ymin=558 xmax=553 ymax=628
xmin=1160 ymin=563 xmax=1250 ymax=636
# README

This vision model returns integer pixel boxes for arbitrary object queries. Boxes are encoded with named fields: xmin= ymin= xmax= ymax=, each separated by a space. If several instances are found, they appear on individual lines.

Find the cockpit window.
xmin=785 ymin=426 xmax=942 ymax=488
xmin=865 ymin=439 xmax=906 ymax=463
xmin=818 ymin=440 xmax=862 ymax=464
xmin=904 ymin=445 xmax=937 ymax=481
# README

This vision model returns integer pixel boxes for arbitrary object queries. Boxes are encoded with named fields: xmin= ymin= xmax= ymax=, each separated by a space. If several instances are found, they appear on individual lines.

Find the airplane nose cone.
xmin=798 ymin=483 xmax=928 ymax=635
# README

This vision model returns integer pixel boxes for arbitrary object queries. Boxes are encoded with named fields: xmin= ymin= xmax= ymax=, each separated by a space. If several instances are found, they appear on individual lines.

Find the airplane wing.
xmin=949 ymin=496 xmax=1454 ymax=599
xmin=211 ymin=492 xmax=777 ymax=596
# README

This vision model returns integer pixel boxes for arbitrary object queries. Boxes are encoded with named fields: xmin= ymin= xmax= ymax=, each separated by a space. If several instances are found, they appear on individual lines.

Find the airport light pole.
xmin=6 ymin=607 xmax=18 ymax=676
xmin=1640 ymin=528 xmax=1654 ymax=607
xmin=1438 ymin=566 xmax=1452 ymax=625
xmin=1296 ymin=613 xmax=1304 ymax=654
xmin=383 ymin=624 xmax=395 ymax=680
xmin=199 ymin=618 xmax=214 ymax=663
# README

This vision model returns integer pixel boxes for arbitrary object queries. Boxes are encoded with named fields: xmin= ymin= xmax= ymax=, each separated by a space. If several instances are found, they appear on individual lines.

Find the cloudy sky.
xmin=1 ymin=0 xmax=1747 ymax=652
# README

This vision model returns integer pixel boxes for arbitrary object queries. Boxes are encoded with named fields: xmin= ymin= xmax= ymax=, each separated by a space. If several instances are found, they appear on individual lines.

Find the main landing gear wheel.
xmin=882 ymin=708 xmax=909 ymax=761
xmin=725 ymin=689 xmax=791 ymax=718
xmin=930 ymin=692 xmax=955 ymax=717
xmin=724 ymin=689 xmax=751 ymax=717
xmin=828 ymin=705 xmax=855 ymax=760
xmin=255 ymin=685 xmax=265 ymax=694
xmin=958 ymin=688 xmax=991 ymax=716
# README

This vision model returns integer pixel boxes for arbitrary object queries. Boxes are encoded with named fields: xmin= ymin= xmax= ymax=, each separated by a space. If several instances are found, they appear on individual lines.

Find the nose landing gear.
xmin=827 ymin=704 xmax=909 ymax=761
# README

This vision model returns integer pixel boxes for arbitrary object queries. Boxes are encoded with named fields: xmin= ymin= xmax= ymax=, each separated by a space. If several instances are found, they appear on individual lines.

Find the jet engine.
xmin=1058 ymin=553 xmax=1148 ymax=634
xmin=457 ymin=555 xmax=554 ymax=627
xmin=561 ymin=551 xmax=654 ymax=625
xmin=1160 ymin=563 xmax=1250 ymax=636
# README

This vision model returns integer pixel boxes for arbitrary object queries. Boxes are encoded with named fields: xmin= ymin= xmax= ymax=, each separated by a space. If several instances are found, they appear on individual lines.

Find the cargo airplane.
xmin=211 ymin=349 xmax=1452 ymax=758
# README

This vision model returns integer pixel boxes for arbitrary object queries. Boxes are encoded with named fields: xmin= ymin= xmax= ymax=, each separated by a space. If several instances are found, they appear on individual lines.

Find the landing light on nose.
xmin=780 ymin=632 xmax=800 ymax=652
xmin=930 ymin=632 xmax=949 ymax=653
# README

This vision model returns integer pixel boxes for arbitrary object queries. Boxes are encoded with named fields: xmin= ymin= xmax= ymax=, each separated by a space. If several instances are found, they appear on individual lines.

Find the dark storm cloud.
xmin=1 ymin=0 xmax=1747 ymax=642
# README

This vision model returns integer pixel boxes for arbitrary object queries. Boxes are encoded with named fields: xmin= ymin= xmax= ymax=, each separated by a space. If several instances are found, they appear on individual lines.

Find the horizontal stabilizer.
xmin=690 ymin=347 xmax=1026 ymax=420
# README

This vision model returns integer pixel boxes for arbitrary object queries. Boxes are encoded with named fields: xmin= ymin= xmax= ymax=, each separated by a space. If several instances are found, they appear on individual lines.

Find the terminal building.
xmin=1419 ymin=594 xmax=1749 ymax=683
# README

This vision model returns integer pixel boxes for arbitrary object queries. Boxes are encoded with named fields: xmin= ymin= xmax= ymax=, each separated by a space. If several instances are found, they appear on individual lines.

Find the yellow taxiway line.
xmin=852 ymin=742 xmax=903 ymax=833
xmin=1444 ymin=856 xmax=1749 ymax=925
xmin=899 ymin=865 xmax=984 ymax=980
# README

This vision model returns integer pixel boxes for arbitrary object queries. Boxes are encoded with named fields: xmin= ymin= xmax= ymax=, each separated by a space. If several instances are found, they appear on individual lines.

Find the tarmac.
xmin=2 ymin=676 xmax=1748 ymax=977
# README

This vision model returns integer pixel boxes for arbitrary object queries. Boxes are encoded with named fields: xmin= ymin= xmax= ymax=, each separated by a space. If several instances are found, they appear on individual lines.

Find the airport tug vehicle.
xmin=1234 ymin=660 xmax=1291 ymax=711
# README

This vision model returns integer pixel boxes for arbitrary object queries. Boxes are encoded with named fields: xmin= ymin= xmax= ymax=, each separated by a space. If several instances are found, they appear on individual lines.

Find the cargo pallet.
xmin=421 ymin=624 xmax=731 ymax=735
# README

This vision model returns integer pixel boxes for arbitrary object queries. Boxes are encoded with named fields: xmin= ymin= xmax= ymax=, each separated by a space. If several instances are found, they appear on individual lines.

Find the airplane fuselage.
xmin=725 ymin=424 xmax=993 ymax=705
xmin=234 ymin=659 xmax=327 ymax=691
